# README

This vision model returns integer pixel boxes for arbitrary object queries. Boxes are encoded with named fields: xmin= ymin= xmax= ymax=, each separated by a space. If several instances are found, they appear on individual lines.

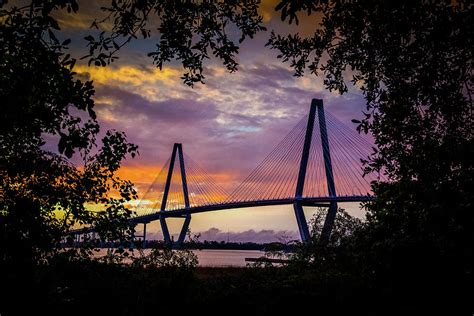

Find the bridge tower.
xmin=294 ymin=98 xmax=338 ymax=243
xmin=159 ymin=143 xmax=192 ymax=248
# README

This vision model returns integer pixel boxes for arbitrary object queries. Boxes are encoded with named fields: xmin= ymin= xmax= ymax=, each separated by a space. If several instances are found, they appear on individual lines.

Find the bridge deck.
xmin=70 ymin=195 xmax=372 ymax=234
xmin=132 ymin=195 xmax=372 ymax=222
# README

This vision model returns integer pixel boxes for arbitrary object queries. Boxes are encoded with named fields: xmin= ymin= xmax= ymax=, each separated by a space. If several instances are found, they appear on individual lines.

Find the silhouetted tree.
xmin=289 ymin=208 xmax=362 ymax=264
xmin=0 ymin=0 xmax=141 ymax=270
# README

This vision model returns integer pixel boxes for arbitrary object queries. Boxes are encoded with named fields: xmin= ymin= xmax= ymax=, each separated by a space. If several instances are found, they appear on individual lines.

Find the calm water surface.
xmin=193 ymin=249 xmax=264 ymax=267
xmin=94 ymin=249 xmax=264 ymax=267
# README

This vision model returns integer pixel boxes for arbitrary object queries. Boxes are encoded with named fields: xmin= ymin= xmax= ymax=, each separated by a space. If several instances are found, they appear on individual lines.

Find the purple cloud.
xmin=142 ymin=227 xmax=300 ymax=243
xmin=196 ymin=227 xmax=299 ymax=243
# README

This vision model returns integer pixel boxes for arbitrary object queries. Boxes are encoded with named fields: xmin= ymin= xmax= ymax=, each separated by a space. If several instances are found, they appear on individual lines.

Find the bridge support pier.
xmin=293 ymin=99 xmax=318 ymax=242
xmin=131 ymin=222 xmax=148 ymax=248
xmin=160 ymin=214 xmax=191 ymax=248
xmin=316 ymin=100 xmax=339 ymax=246
xmin=160 ymin=215 xmax=172 ymax=245
xmin=143 ymin=222 xmax=147 ymax=248
xmin=177 ymin=214 xmax=191 ymax=247
xmin=293 ymin=98 xmax=339 ymax=244
xmin=293 ymin=202 xmax=311 ymax=242
xmin=159 ymin=143 xmax=192 ymax=248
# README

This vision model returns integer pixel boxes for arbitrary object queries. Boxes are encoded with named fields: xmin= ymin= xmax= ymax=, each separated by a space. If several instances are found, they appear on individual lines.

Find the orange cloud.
xmin=259 ymin=0 xmax=281 ymax=22
xmin=75 ymin=65 xmax=181 ymax=87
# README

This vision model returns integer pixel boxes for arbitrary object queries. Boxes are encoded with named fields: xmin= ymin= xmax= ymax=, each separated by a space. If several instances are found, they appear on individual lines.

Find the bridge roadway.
xmin=70 ymin=195 xmax=372 ymax=235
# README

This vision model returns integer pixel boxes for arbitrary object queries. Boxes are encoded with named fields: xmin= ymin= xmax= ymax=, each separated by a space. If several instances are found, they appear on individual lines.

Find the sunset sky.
xmin=54 ymin=1 xmax=372 ymax=242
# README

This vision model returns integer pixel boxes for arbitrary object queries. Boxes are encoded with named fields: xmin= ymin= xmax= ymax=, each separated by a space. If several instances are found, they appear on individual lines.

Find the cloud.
xmin=196 ymin=227 xmax=299 ymax=243
xmin=75 ymin=61 xmax=369 ymax=196
xmin=96 ymin=86 xmax=218 ymax=124
xmin=143 ymin=227 xmax=300 ymax=243
xmin=75 ymin=64 xmax=188 ymax=101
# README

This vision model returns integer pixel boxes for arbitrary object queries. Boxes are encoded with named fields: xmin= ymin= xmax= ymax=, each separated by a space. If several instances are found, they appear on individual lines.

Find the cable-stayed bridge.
xmin=129 ymin=98 xmax=381 ymax=246
xmin=74 ymin=99 xmax=382 ymax=247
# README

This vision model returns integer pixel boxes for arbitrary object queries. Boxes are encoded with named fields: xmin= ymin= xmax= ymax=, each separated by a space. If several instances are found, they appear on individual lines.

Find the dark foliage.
xmin=3 ymin=256 xmax=470 ymax=316
xmin=0 ymin=0 xmax=138 ymax=272
xmin=83 ymin=0 xmax=267 ymax=86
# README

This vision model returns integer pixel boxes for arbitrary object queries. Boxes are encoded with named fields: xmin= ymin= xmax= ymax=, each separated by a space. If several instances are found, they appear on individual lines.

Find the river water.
xmin=94 ymin=249 xmax=265 ymax=267
xmin=193 ymin=249 xmax=264 ymax=267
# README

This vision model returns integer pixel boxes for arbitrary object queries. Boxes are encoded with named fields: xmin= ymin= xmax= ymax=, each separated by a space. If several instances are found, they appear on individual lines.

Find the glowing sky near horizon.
xmin=53 ymin=0 xmax=372 ymax=242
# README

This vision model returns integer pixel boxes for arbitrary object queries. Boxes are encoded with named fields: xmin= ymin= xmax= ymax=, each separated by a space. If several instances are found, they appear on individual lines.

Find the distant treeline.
xmin=67 ymin=240 xmax=294 ymax=251
xmin=183 ymin=240 xmax=292 ymax=251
